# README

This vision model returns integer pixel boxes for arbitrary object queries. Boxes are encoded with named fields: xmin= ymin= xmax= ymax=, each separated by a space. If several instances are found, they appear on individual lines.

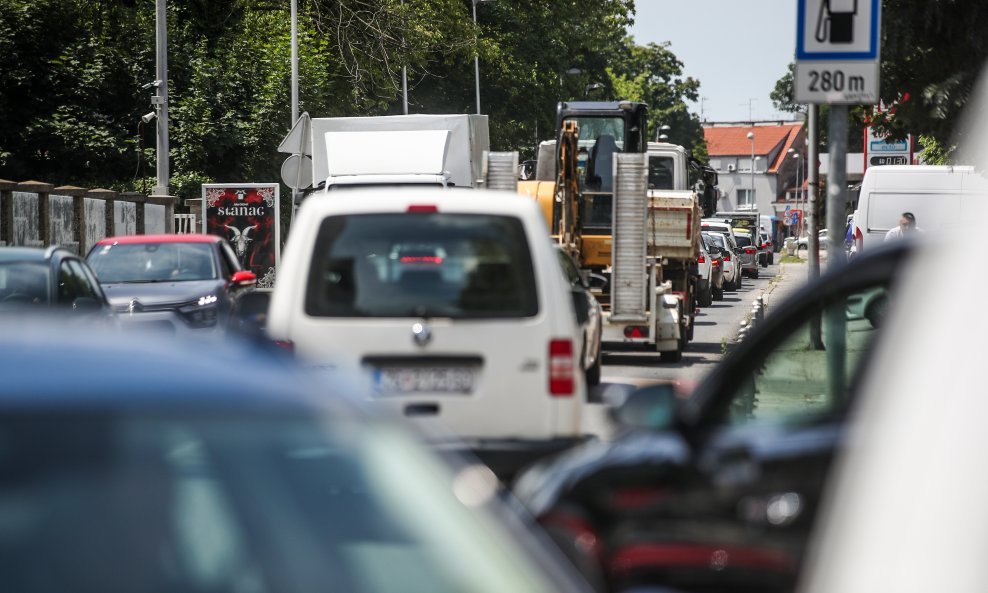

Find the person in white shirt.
xmin=884 ymin=212 xmax=920 ymax=242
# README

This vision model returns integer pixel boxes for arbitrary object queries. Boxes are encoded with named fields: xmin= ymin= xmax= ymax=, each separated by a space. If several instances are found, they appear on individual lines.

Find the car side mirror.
xmin=578 ymin=269 xmax=591 ymax=289
xmin=231 ymin=270 xmax=257 ymax=287
xmin=608 ymin=383 xmax=680 ymax=431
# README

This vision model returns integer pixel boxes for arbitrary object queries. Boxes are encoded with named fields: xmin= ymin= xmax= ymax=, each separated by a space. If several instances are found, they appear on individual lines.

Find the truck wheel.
xmin=585 ymin=353 xmax=602 ymax=387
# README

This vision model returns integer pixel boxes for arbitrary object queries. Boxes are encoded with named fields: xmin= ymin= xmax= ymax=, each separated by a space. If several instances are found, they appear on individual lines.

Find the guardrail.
xmin=0 ymin=179 xmax=177 ymax=254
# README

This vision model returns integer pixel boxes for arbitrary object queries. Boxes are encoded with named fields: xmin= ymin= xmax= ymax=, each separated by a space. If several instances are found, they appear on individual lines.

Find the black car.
xmin=513 ymin=240 xmax=916 ymax=593
xmin=86 ymin=234 xmax=256 ymax=334
xmin=0 ymin=246 xmax=114 ymax=318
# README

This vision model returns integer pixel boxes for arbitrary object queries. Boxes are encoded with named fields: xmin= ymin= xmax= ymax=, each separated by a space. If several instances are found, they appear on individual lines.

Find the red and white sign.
xmin=201 ymin=183 xmax=280 ymax=288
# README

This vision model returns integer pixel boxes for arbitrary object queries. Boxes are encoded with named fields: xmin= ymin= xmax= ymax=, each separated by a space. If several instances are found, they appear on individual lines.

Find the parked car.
xmin=512 ymin=240 xmax=916 ymax=593
xmin=732 ymin=230 xmax=760 ymax=278
xmin=86 ymin=234 xmax=257 ymax=335
xmin=797 ymin=229 xmax=828 ymax=251
xmin=0 ymin=246 xmax=114 ymax=320
xmin=700 ymin=235 xmax=725 ymax=301
xmin=702 ymin=231 xmax=740 ymax=290
xmin=0 ymin=324 xmax=595 ymax=593
xmin=759 ymin=230 xmax=773 ymax=266
xmin=555 ymin=245 xmax=603 ymax=387
xmin=267 ymin=187 xmax=587 ymax=480
xmin=695 ymin=240 xmax=713 ymax=307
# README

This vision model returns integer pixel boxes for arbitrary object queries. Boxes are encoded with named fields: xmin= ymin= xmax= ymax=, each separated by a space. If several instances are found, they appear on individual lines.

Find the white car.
xmin=702 ymin=231 xmax=740 ymax=291
xmin=554 ymin=246 xmax=603 ymax=386
xmin=268 ymin=187 xmax=587 ymax=478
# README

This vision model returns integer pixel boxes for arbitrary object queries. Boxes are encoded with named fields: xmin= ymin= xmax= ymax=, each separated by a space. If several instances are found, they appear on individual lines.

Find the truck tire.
xmin=661 ymin=347 xmax=683 ymax=363
xmin=585 ymin=353 xmax=602 ymax=387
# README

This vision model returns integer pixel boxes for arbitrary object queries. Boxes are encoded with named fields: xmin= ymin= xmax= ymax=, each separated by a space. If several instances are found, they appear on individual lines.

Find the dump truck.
xmin=518 ymin=102 xmax=700 ymax=361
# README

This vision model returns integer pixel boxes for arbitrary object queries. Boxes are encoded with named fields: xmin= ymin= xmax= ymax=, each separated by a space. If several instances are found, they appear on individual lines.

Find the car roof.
xmin=0 ymin=323 xmax=363 ymax=415
xmin=0 ymin=247 xmax=50 ymax=262
xmin=298 ymin=187 xmax=542 ymax=219
xmin=95 ymin=234 xmax=223 ymax=245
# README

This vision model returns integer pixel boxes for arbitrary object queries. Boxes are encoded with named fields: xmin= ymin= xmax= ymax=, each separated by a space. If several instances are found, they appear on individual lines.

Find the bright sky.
xmin=629 ymin=0 xmax=798 ymax=123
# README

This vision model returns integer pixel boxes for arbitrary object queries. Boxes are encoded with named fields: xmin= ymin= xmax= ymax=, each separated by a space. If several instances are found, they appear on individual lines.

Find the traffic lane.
xmin=579 ymin=265 xmax=780 ymax=441
xmin=596 ymin=263 xmax=781 ymax=384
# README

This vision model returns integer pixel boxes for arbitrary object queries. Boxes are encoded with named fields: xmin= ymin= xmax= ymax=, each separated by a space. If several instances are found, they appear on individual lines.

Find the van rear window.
xmin=305 ymin=213 xmax=539 ymax=318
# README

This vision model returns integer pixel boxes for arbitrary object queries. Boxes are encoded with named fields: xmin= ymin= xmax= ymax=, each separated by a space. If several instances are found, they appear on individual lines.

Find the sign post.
xmin=795 ymin=0 xmax=881 ymax=385
xmin=795 ymin=0 xmax=881 ymax=104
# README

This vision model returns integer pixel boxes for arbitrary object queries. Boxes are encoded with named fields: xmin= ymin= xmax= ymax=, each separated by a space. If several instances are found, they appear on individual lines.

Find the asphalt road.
xmin=581 ymin=261 xmax=784 ymax=439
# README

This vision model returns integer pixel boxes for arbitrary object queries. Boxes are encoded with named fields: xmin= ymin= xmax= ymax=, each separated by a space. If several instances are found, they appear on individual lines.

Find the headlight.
xmin=179 ymin=295 xmax=220 ymax=328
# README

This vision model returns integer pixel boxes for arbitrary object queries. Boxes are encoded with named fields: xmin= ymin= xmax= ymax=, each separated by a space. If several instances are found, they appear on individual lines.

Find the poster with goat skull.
xmin=201 ymin=184 xmax=280 ymax=288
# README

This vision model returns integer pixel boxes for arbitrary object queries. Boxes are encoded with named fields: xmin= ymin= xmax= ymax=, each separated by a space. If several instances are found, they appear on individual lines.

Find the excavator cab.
xmin=554 ymin=101 xmax=648 ymax=265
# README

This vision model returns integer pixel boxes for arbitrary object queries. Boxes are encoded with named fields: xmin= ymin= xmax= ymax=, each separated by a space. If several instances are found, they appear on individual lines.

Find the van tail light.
xmin=854 ymin=226 xmax=863 ymax=251
xmin=549 ymin=339 xmax=575 ymax=396
xmin=407 ymin=204 xmax=438 ymax=213
xmin=697 ymin=254 xmax=706 ymax=264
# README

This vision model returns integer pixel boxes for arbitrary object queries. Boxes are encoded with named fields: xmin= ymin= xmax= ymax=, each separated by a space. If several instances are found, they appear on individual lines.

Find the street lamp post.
xmin=746 ymin=131 xmax=755 ymax=210
xmin=471 ymin=0 xmax=496 ymax=115
xmin=789 ymin=148 xmax=802 ymax=238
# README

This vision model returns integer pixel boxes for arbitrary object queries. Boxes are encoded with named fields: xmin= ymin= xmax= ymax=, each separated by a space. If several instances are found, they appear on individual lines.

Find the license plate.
xmin=374 ymin=367 xmax=474 ymax=395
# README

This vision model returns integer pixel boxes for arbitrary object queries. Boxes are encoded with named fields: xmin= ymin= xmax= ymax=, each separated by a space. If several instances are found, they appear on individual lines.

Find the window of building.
xmin=737 ymin=189 xmax=756 ymax=209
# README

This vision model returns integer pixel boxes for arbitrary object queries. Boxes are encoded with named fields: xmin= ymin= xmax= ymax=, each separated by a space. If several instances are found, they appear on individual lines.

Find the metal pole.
xmin=750 ymin=134 xmax=755 ymax=207
xmin=807 ymin=105 xmax=820 ymax=278
xmin=401 ymin=0 xmax=408 ymax=114
xmin=153 ymin=0 xmax=169 ymax=196
xmin=826 ymin=104 xmax=849 ymax=404
xmin=473 ymin=0 xmax=481 ymax=115
xmin=291 ymin=0 xmax=298 ymax=125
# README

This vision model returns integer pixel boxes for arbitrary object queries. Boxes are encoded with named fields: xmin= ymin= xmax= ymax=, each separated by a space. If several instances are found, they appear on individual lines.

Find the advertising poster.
xmin=201 ymin=183 xmax=280 ymax=288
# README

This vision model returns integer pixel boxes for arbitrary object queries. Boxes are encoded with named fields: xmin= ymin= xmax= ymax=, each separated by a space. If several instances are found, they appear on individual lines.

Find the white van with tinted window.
xmin=268 ymin=187 xmax=586 ymax=477
xmin=852 ymin=165 xmax=988 ymax=252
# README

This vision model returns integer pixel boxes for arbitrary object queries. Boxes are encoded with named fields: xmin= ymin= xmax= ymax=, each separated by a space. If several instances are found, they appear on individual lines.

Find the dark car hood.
xmin=512 ymin=422 xmax=844 ymax=517
xmin=102 ymin=280 xmax=224 ymax=309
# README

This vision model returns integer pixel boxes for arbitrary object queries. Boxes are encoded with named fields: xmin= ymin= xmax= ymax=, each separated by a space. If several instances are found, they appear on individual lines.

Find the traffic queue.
xmin=0 ymin=103 xmax=939 ymax=593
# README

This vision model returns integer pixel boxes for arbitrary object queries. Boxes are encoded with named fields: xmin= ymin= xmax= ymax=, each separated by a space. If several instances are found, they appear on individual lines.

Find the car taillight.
xmin=744 ymin=247 xmax=756 ymax=254
xmin=549 ymin=339 xmax=575 ymax=396
xmin=712 ymin=260 xmax=721 ymax=267
xmin=697 ymin=254 xmax=706 ymax=264
xmin=407 ymin=204 xmax=438 ymax=213
xmin=723 ymin=252 xmax=732 ymax=261
xmin=273 ymin=340 xmax=294 ymax=353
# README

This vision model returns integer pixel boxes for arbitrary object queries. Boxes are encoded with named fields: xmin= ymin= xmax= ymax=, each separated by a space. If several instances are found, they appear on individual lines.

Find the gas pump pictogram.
xmin=816 ymin=0 xmax=858 ymax=44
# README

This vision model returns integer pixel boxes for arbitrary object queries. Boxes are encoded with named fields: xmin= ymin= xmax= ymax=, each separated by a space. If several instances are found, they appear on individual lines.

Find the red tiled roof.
xmin=704 ymin=124 xmax=805 ymax=173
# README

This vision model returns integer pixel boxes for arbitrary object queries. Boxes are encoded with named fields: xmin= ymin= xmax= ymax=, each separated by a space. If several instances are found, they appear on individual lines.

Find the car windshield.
xmin=703 ymin=232 xmax=727 ymax=249
xmin=87 ymin=243 xmax=218 ymax=283
xmin=0 ymin=410 xmax=557 ymax=593
xmin=306 ymin=213 xmax=539 ymax=319
xmin=0 ymin=262 xmax=49 ymax=305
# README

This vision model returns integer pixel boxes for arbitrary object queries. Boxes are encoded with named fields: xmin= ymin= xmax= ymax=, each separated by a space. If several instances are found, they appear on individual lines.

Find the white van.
xmin=852 ymin=165 xmax=988 ymax=252
xmin=267 ymin=187 xmax=586 ymax=476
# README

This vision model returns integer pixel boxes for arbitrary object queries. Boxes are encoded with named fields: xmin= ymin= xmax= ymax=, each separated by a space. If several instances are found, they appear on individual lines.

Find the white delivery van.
xmin=268 ymin=187 xmax=586 ymax=477
xmin=852 ymin=165 xmax=988 ymax=252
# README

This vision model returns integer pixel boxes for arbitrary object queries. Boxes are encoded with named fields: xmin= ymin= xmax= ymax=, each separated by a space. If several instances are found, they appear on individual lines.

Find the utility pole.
xmin=807 ymin=105 xmax=820 ymax=279
xmin=291 ymin=0 xmax=298 ymax=125
xmin=400 ymin=0 xmax=408 ymax=114
xmin=152 ymin=0 xmax=169 ymax=196
xmin=472 ymin=0 xmax=481 ymax=115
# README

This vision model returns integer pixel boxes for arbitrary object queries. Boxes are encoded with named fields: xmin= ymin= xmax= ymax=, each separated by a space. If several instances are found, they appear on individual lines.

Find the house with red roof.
xmin=703 ymin=121 xmax=807 ymax=235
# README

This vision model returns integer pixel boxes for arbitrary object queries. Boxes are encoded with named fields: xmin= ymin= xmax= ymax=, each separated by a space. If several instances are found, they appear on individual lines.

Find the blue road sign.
xmin=797 ymin=0 xmax=880 ymax=61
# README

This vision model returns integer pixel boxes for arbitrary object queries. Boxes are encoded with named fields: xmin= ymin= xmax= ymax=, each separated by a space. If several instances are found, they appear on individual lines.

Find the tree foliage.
xmin=0 ymin=0 xmax=706 ymax=197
